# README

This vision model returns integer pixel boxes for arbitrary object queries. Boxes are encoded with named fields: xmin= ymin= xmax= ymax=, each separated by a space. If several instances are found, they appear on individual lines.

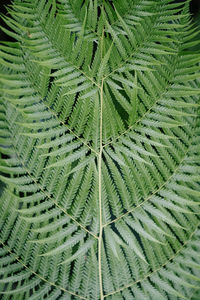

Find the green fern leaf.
xmin=0 ymin=0 xmax=200 ymax=299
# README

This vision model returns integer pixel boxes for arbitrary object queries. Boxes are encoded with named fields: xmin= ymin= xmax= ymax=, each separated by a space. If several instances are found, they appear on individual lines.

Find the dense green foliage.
xmin=0 ymin=0 xmax=200 ymax=299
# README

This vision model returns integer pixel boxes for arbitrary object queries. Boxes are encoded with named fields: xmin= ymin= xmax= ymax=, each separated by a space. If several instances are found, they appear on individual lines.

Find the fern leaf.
xmin=0 ymin=0 xmax=200 ymax=299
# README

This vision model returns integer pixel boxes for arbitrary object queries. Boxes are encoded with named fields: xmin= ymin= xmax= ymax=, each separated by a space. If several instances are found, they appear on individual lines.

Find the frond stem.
xmin=98 ymin=79 xmax=104 ymax=300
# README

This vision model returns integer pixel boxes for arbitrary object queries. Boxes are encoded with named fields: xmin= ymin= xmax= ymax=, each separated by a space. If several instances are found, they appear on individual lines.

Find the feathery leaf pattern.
xmin=0 ymin=0 xmax=200 ymax=299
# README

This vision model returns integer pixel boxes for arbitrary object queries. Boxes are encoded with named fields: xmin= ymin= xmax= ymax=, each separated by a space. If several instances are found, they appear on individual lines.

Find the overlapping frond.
xmin=0 ymin=0 xmax=200 ymax=299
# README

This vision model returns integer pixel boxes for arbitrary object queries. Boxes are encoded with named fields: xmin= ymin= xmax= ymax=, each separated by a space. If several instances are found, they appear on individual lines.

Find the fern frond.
xmin=0 ymin=0 xmax=200 ymax=299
